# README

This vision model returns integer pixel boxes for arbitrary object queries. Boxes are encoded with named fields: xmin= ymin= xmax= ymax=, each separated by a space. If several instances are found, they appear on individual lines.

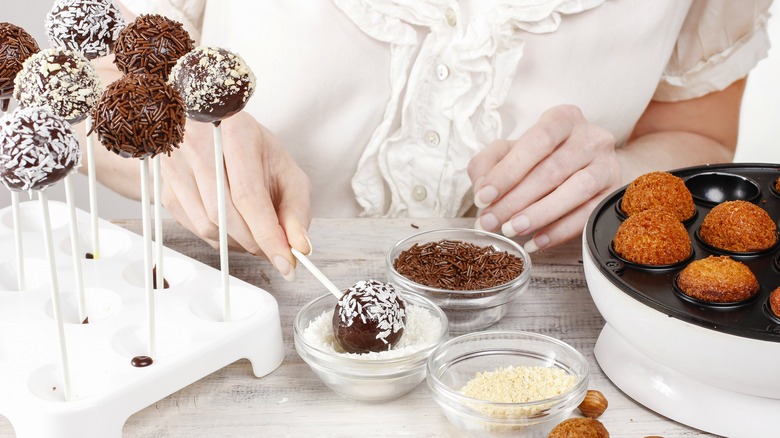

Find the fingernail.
xmin=302 ymin=228 xmax=313 ymax=256
xmin=273 ymin=255 xmax=295 ymax=282
xmin=474 ymin=217 xmax=484 ymax=231
xmin=478 ymin=213 xmax=499 ymax=231
xmin=524 ymin=234 xmax=550 ymax=254
xmin=474 ymin=185 xmax=499 ymax=209
xmin=501 ymin=215 xmax=530 ymax=238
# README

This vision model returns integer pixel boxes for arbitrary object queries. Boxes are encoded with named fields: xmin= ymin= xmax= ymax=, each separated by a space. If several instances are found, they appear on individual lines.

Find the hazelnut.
xmin=548 ymin=418 xmax=609 ymax=438
xmin=578 ymin=390 xmax=608 ymax=418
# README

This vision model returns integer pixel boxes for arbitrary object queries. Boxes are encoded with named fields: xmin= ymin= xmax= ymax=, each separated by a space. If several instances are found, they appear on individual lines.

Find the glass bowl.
xmin=426 ymin=330 xmax=589 ymax=437
xmin=386 ymin=228 xmax=531 ymax=333
xmin=293 ymin=290 xmax=448 ymax=403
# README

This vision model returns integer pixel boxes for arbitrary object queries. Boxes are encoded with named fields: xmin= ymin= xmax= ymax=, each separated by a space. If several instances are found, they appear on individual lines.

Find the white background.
xmin=3 ymin=0 xmax=780 ymax=219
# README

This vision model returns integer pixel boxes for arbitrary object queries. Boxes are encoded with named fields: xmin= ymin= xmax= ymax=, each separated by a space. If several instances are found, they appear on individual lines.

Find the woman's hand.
xmin=160 ymin=111 xmax=312 ymax=280
xmin=468 ymin=105 xmax=622 ymax=253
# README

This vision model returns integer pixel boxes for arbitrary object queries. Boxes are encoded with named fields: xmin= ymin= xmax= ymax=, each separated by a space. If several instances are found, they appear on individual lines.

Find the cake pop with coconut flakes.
xmin=113 ymin=14 xmax=194 ymax=80
xmin=45 ymin=0 xmax=126 ymax=60
xmin=169 ymin=46 xmax=256 ymax=123
xmin=0 ymin=106 xmax=81 ymax=192
xmin=0 ymin=23 xmax=40 ymax=110
xmin=13 ymin=48 xmax=101 ymax=124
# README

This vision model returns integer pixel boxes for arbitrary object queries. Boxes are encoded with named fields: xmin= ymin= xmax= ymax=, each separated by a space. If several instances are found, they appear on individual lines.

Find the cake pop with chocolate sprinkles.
xmin=0 ymin=23 xmax=40 ymax=109
xmin=45 ymin=0 xmax=126 ymax=60
xmin=0 ymin=106 xmax=81 ymax=192
xmin=113 ymin=14 xmax=193 ymax=79
xmin=13 ymin=48 xmax=101 ymax=124
xmin=169 ymin=46 xmax=256 ymax=123
xmin=332 ymin=279 xmax=407 ymax=354
xmin=91 ymin=73 xmax=185 ymax=158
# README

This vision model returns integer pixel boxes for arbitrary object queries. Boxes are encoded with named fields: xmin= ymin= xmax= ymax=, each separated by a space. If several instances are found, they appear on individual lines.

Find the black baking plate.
xmin=585 ymin=163 xmax=780 ymax=343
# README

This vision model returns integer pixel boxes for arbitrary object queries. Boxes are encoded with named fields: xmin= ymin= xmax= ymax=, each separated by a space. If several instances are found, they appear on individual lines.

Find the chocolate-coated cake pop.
xmin=45 ymin=0 xmax=126 ymax=60
xmin=13 ymin=48 xmax=101 ymax=124
xmin=0 ymin=106 xmax=81 ymax=192
xmin=0 ymin=23 xmax=40 ymax=107
xmin=112 ymin=14 xmax=193 ymax=79
xmin=169 ymin=46 xmax=256 ymax=123
xmin=332 ymin=279 xmax=407 ymax=354
xmin=91 ymin=73 xmax=185 ymax=158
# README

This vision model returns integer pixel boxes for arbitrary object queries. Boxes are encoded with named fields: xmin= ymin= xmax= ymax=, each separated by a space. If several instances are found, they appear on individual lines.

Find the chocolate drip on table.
xmin=131 ymin=355 xmax=153 ymax=367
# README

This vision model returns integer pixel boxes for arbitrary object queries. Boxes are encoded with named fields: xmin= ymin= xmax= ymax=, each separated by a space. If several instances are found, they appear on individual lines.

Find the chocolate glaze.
xmin=332 ymin=280 xmax=406 ymax=354
xmin=0 ymin=23 xmax=40 ymax=99
xmin=113 ymin=14 xmax=193 ymax=80
xmin=131 ymin=355 xmax=153 ymax=367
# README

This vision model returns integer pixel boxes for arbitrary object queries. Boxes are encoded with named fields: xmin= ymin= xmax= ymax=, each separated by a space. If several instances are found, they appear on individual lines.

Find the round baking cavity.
xmin=0 ymin=200 xmax=68 ymax=232
xmin=684 ymin=172 xmax=761 ymax=206
xmin=27 ymin=362 xmax=108 ymax=402
xmin=671 ymin=273 xmax=759 ymax=308
xmin=43 ymin=288 xmax=121 ymax=324
xmin=0 ymin=257 xmax=48 ymax=291
xmin=188 ymin=286 xmax=266 ymax=322
xmin=763 ymin=300 xmax=780 ymax=326
xmin=770 ymin=176 xmax=780 ymax=198
xmin=110 ymin=322 xmax=190 ymax=360
xmin=693 ymin=228 xmax=779 ymax=259
xmin=59 ymin=228 xmax=133 ymax=260
xmin=608 ymin=240 xmax=693 ymax=272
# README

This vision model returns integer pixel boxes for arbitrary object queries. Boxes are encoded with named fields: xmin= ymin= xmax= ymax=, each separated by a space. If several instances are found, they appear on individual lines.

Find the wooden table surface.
xmin=0 ymin=218 xmax=713 ymax=437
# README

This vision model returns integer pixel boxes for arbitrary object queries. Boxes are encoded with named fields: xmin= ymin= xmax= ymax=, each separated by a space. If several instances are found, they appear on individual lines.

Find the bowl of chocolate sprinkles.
xmin=387 ymin=228 xmax=531 ymax=333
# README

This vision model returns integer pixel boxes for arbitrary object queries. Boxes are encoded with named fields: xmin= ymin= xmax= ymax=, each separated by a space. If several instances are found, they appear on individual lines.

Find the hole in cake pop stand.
xmin=110 ymin=322 xmax=191 ymax=360
xmin=0 ymin=257 xmax=48 ymax=291
xmin=0 ymin=199 xmax=69 ymax=232
xmin=43 ymin=288 xmax=122 ymax=324
xmin=0 ymin=202 xmax=284 ymax=438
xmin=27 ymin=363 xmax=108 ymax=402
xmin=188 ymin=286 xmax=265 ymax=322
xmin=121 ymin=258 xmax=195 ymax=289
xmin=59 ymin=228 xmax=133 ymax=260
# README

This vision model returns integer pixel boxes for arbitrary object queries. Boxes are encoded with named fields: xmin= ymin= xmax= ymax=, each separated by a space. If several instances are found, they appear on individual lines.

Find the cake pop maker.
xmin=582 ymin=163 xmax=780 ymax=437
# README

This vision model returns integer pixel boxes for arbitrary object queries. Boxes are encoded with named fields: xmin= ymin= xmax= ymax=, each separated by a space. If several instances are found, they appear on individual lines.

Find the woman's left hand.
xmin=468 ymin=104 xmax=622 ymax=253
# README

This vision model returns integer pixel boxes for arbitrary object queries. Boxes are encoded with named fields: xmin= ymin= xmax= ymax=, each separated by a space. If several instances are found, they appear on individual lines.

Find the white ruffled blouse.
xmin=127 ymin=0 xmax=772 ymax=218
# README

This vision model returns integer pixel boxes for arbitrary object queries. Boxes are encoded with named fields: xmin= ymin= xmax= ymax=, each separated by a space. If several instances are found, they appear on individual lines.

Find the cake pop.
xmin=13 ymin=48 xmax=101 ymax=124
xmin=112 ymin=14 xmax=194 ymax=79
xmin=332 ymin=279 xmax=407 ymax=354
xmin=0 ymin=106 xmax=81 ymax=192
xmin=169 ymin=46 xmax=256 ymax=123
xmin=0 ymin=23 xmax=40 ymax=110
xmin=90 ymin=73 xmax=186 ymax=158
xmin=45 ymin=0 xmax=126 ymax=60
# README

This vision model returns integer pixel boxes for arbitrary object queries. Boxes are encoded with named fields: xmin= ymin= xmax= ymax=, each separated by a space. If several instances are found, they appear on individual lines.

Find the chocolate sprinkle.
xmin=0 ymin=23 xmax=40 ymax=99
xmin=13 ymin=48 xmax=101 ymax=124
xmin=169 ymin=46 xmax=256 ymax=123
xmin=0 ymin=107 xmax=81 ymax=192
xmin=45 ymin=0 xmax=126 ymax=60
xmin=393 ymin=239 xmax=525 ymax=290
xmin=113 ymin=14 xmax=194 ymax=80
xmin=91 ymin=73 xmax=185 ymax=158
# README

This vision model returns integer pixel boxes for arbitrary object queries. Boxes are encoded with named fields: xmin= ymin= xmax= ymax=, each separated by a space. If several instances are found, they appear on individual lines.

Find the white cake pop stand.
xmin=0 ymin=201 xmax=284 ymax=438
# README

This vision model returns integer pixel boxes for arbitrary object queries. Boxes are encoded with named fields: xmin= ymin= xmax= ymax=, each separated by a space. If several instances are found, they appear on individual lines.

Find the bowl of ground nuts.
xmin=386 ymin=228 xmax=531 ymax=333
xmin=426 ymin=330 xmax=589 ymax=437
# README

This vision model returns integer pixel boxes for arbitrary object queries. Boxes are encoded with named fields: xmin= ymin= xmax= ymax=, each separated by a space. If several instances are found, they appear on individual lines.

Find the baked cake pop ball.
xmin=0 ymin=22 xmax=40 ymax=104
xmin=113 ymin=14 xmax=194 ymax=79
xmin=621 ymin=171 xmax=695 ymax=222
xmin=91 ymin=73 xmax=185 ymax=158
xmin=45 ymin=0 xmax=126 ymax=60
xmin=613 ymin=209 xmax=691 ymax=265
xmin=332 ymin=279 xmax=407 ymax=354
xmin=699 ymin=200 xmax=777 ymax=252
xmin=169 ymin=46 xmax=256 ymax=123
xmin=0 ymin=107 xmax=81 ymax=192
xmin=13 ymin=48 xmax=101 ymax=124
xmin=676 ymin=255 xmax=759 ymax=304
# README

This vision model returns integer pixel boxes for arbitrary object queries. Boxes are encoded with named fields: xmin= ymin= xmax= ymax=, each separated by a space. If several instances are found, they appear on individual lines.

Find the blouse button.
xmin=435 ymin=64 xmax=450 ymax=81
xmin=424 ymin=130 xmax=440 ymax=147
xmin=412 ymin=185 xmax=428 ymax=201
xmin=445 ymin=9 xmax=457 ymax=26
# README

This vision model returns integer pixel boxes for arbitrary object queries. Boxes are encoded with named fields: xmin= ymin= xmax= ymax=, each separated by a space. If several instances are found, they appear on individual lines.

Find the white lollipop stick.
xmin=140 ymin=158 xmax=156 ymax=357
xmin=213 ymin=124 xmax=231 ymax=321
xmin=39 ymin=190 xmax=72 ymax=401
xmin=153 ymin=155 xmax=164 ymax=291
xmin=291 ymin=248 xmax=343 ymax=299
xmin=85 ymin=117 xmax=100 ymax=259
xmin=10 ymin=191 xmax=25 ymax=291
xmin=64 ymin=175 xmax=87 ymax=323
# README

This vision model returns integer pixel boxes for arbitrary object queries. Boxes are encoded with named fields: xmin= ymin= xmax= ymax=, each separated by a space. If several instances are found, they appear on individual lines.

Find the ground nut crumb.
xmin=461 ymin=366 xmax=576 ymax=403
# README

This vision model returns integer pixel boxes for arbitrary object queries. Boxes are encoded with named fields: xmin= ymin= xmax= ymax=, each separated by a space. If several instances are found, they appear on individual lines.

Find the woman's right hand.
xmin=159 ymin=111 xmax=312 ymax=281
